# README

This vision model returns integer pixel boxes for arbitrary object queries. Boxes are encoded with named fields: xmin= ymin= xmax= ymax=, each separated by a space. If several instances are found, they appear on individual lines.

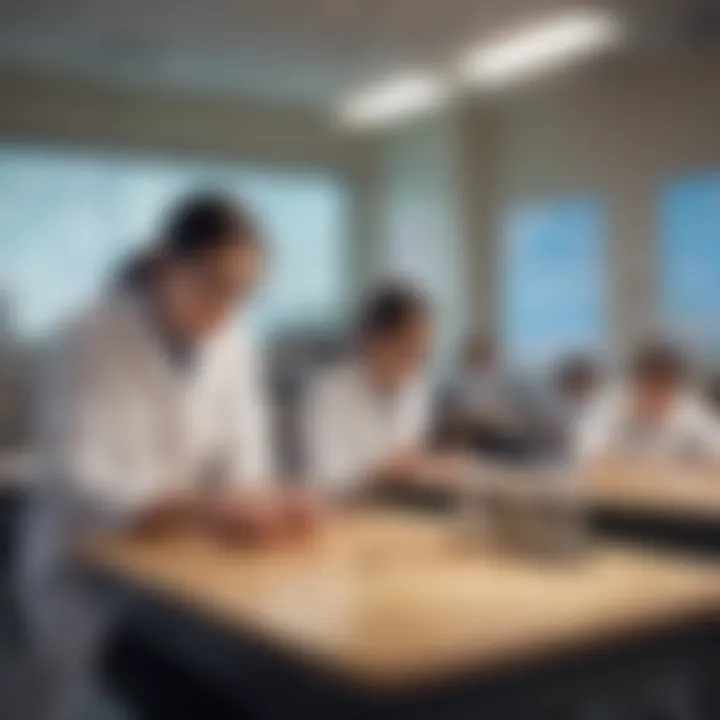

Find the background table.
xmin=587 ymin=465 xmax=720 ymax=554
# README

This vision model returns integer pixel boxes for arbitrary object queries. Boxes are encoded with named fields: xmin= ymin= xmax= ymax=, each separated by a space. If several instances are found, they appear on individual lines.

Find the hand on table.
xmin=282 ymin=486 xmax=328 ymax=535
xmin=210 ymin=486 xmax=328 ymax=545
xmin=130 ymin=493 xmax=198 ymax=538
xmin=375 ymin=448 xmax=425 ymax=486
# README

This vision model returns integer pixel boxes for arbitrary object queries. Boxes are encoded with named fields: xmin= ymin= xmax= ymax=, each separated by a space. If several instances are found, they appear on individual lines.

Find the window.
xmin=661 ymin=172 xmax=720 ymax=357
xmin=0 ymin=146 xmax=349 ymax=338
xmin=502 ymin=197 xmax=606 ymax=368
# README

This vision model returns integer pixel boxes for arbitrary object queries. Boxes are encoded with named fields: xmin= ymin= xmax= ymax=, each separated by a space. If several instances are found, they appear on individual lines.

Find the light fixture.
xmin=336 ymin=72 xmax=448 ymax=130
xmin=459 ymin=8 xmax=623 ymax=89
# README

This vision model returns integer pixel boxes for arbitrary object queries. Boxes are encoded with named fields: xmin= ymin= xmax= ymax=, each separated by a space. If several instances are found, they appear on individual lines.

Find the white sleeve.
xmin=573 ymin=391 xmax=621 ymax=461
xmin=35 ymin=324 xmax=167 ymax=523
xmin=227 ymin=335 xmax=274 ymax=486
xmin=402 ymin=379 xmax=433 ymax=446
xmin=303 ymin=377 xmax=362 ymax=491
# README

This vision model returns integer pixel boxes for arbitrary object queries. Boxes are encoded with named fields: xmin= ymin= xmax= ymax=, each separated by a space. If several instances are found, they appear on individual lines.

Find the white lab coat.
xmin=304 ymin=362 xmax=431 ymax=492
xmin=575 ymin=385 xmax=720 ymax=464
xmin=15 ymin=290 xmax=271 ymax=719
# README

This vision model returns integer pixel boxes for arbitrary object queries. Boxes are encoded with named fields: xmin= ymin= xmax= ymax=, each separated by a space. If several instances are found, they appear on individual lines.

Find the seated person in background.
xmin=304 ymin=284 xmax=466 ymax=497
xmin=576 ymin=340 xmax=720 ymax=466
xmin=705 ymin=371 xmax=720 ymax=418
xmin=547 ymin=355 xmax=602 ymax=450
xmin=441 ymin=334 xmax=525 ymax=456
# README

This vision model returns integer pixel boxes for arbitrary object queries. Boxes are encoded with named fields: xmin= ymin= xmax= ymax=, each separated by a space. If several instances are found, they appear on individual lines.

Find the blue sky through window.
xmin=661 ymin=172 xmax=720 ymax=357
xmin=502 ymin=197 xmax=606 ymax=368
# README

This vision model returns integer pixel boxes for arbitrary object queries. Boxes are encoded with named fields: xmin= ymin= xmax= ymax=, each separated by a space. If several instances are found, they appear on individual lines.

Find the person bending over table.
xmin=575 ymin=340 xmax=720 ymax=468
xmin=304 ymin=284 xmax=469 ymax=501
xmin=13 ymin=193 xmax=321 ymax=720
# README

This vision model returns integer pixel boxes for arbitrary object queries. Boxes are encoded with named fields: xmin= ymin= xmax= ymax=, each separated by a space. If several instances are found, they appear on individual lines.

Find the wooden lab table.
xmin=84 ymin=512 xmax=720 ymax=719
xmin=587 ymin=464 xmax=720 ymax=554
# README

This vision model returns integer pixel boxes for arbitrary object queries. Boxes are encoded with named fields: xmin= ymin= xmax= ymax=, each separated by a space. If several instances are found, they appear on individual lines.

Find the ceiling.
xmin=0 ymin=0 xmax=716 ymax=108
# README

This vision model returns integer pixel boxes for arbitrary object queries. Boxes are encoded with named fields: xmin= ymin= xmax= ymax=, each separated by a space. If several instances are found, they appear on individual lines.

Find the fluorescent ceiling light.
xmin=460 ymin=9 xmax=623 ymax=89
xmin=337 ymin=73 xmax=447 ymax=130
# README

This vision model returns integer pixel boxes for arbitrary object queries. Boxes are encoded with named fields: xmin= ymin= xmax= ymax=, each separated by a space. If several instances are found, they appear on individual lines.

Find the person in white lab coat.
xmin=13 ymin=194 xmax=296 ymax=720
xmin=304 ymin=284 xmax=450 ymax=495
xmin=575 ymin=340 xmax=720 ymax=465
xmin=546 ymin=355 xmax=602 ymax=451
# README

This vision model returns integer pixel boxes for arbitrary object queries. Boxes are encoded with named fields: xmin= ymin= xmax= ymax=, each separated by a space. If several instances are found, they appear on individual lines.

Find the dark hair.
xmin=358 ymin=283 xmax=431 ymax=341
xmin=159 ymin=192 xmax=257 ymax=258
xmin=630 ymin=340 xmax=687 ymax=385
xmin=120 ymin=192 xmax=258 ymax=288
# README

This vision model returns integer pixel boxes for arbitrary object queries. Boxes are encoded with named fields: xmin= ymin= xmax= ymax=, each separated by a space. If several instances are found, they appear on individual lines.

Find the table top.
xmin=83 ymin=511 xmax=720 ymax=690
